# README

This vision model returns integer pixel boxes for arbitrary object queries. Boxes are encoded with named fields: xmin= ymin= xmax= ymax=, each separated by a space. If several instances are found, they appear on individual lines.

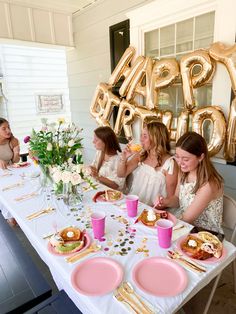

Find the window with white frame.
xmin=144 ymin=11 xmax=215 ymax=128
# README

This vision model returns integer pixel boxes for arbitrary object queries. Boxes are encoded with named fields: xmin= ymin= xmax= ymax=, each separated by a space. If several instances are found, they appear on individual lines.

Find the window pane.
xmin=195 ymin=12 xmax=215 ymax=49
xmin=145 ymin=29 xmax=159 ymax=57
xmin=160 ymin=25 xmax=175 ymax=56
xmin=194 ymin=85 xmax=212 ymax=107
xmin=176 ymin=18 xmax=193 ymax=53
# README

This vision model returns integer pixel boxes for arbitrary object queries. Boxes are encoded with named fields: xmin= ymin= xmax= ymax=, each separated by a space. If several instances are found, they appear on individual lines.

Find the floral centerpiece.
xmin=51 ymin=161 xmax=94 ymax=205
xmin=24 ymin=118 xmax=94 ymax=199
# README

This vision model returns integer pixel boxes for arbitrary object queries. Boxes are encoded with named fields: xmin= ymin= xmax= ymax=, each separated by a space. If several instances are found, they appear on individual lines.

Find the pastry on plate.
xmin=140 ymin=209 xmax=168 ymax=226
xmin=49 ymin=227 xmax=85 ymax=255
xmin=93 ymin=189 xmax=122 ymax=202
xmin=181 ymin=232 xmax=223 ymax=260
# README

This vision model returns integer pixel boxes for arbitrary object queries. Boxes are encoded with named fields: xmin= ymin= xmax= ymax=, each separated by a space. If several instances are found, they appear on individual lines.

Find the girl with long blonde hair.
xmin=118 ymin=121 xmax=178 ymax=206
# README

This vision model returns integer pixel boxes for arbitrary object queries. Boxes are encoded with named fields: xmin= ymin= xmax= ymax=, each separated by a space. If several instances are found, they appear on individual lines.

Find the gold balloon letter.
xmin=180 ymin=50 xmax=215 ymax=111
xmin=90 ymin=83 xmax=120 ymax=126
xmin=225 ymin=98 xmax=236 ymax=161
xmin=192 ymin=106 xmax=226 ymax=156
xmin=209 ymin=42 xmax=236 ymax=96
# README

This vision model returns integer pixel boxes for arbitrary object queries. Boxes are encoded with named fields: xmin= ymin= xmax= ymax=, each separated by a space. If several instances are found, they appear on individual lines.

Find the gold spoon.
xmin=122 ymin=282 xmax=155 ymax=314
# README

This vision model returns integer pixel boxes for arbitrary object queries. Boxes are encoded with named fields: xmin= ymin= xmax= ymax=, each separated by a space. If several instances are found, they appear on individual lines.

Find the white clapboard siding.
xmin=67 ymin=0 xmax=149 ymax=162
xmin=0 ymin=43 xmax=71 ymax=152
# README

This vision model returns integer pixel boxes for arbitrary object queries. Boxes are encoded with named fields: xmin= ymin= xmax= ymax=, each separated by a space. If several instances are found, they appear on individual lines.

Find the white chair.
xmin=203 ymin=194 xmax=236 ymax=314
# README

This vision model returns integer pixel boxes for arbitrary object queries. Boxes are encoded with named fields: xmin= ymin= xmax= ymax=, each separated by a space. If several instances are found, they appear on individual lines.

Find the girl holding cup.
xmin=117 ymin=121 xmax=178 ymax=206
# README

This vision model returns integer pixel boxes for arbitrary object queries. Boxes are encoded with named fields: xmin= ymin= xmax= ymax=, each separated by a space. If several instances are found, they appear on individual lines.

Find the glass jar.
xmin=63 ymin=182 xmax=83 ymax=207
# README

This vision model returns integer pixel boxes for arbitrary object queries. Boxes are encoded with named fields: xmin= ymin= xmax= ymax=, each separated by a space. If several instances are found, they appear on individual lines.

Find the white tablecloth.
xmin=0 ymin=164 xmax=235 ymax=314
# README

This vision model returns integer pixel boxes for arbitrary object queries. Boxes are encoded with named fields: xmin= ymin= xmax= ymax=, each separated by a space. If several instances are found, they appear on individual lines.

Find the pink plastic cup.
xmin=126 ymin=195 xmax=139 ymax=217
xmin=91 ymin=212 xmax=106 ymax=240
xmin=156 ymin=219 xmax=173 ymax=248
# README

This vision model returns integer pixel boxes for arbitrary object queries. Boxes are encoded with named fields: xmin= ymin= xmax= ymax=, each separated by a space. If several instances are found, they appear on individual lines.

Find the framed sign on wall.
xmin=36 ymin=94 xmax=64 ymax=114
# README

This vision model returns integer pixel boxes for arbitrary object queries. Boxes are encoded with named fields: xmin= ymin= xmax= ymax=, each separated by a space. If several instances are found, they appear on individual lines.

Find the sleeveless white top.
xmin=175 ymin=181 xmax=223 ymax=233
xmin=92 ymin=151 xmax=125 ymax=191
xmin=128 ymin=157 xmax=175 ymax=206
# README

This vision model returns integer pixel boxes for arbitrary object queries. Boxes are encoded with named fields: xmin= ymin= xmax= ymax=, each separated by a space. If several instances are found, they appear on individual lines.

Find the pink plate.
xmin=71 ymin=257 xmax=123 ymax=296
xmin=176 ymin=234 xmax=227 ymax=264
xmin=96 ymin=191 xmax=123 ymax=203
xmin=140 ymin=210 xmax=177 ymax=228
xmin=47 ymin=233 xmax=91 ymax=256
xmin=132 ymin=257 xmax=188 ymax=296
xmin=11 ymin=162 xmax=31 ymax=168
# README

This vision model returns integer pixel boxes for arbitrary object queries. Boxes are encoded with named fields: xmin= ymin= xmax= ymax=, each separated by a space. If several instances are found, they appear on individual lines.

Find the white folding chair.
xmin=203 ymin=194 xmax=236 ymax=314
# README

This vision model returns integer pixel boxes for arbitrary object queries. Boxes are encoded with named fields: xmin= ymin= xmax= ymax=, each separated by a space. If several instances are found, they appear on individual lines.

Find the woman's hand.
xmin=89 ymin=166 xmax=99 ymax=179
xmin=0 ymin=159 xmax=8 ymax=169
xmin=153 ymin=195 xmax=166 ymax=209
xmin=120 ymin=143 xmax=138 ymax=161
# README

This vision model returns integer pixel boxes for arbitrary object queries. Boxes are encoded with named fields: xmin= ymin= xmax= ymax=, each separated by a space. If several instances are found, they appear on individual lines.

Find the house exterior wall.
xmin=67 ymin=0 xmax=152 ymax=163
xmin=0 ymin=42 xmax=71 ymax=152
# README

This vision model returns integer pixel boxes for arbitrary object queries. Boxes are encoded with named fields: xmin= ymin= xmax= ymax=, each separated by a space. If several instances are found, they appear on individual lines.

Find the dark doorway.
xmin=109 ymin=19 xmax=130 ymax=143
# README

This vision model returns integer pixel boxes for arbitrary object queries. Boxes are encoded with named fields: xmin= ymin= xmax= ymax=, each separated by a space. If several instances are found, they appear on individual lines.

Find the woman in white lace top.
xmin=155 ymin=132 xmax=224 ymax=233
xmin=90 ymin=126 xmax=125 ymax=191
xmin=117 ymin=122 xmax=178 ymax=206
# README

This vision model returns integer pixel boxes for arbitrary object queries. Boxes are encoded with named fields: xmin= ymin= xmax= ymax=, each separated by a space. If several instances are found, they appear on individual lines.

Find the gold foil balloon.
xmin=108 ymin=46 xmax=135 ymax=86
xmin=209 ymin=42 xmax=236 ymax=95
xmin=180 ymin=50 xmax=215 ymax=111
xmin=90 ymin=83 xmax=120 ymax=126
xmin=150 ymin=58 xmax=179 ymax=110
xmin=114 ymin=100 xmax=136 ymax=140
xmin=119 ymin=56 xmax=146 ymax=99
xmin=225 ymin=98 xmax=236 ymax=161
xmin=176 ymin=110 xmax=190 ymax=141
xmin=192 ymin=106 xmax=226 ymax=156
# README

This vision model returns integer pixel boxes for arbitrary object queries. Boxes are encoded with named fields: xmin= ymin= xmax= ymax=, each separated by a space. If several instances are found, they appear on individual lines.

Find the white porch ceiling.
xmin=7 ymin=0 xmax=102 ymax=14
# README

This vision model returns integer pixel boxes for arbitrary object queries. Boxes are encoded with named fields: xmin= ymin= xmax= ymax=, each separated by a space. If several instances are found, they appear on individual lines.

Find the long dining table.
xmin=0 ymin=163 xmax=235 ymax=314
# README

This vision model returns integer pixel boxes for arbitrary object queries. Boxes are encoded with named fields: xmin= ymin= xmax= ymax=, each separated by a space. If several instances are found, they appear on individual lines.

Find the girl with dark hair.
xmin=90 ymin=126 xmax=125 ymax=190
xmin=155 ymin=132 xmax=224 ymax=233
xmin=117 ymin=122 xmax=178 ymax=206
xmin=0 ymin=118 xmax=20 ymax=169
xmin=0 ymin=118 xmax=20 ymax=226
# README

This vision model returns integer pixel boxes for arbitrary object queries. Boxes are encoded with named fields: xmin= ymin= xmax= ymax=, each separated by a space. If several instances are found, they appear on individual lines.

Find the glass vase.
xmin=63 ymin=182 xmax=83 ymax=207
xmin=39 ymin=165 xmax=52 ymax=189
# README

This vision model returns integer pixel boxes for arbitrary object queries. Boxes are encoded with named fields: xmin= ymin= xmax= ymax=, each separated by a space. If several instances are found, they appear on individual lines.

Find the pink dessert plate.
xmin=71 ymin=257 xmax=124 ymax=296
xmin=11 ymin=162 xmax=31 ymax=168
xmin=132 ymin=257 xmax=188 ymax=296
xmin=140 ymin=210 xmax=177 ymax=228
xmin=96 ymin=191 xmax=123 ymax=203
xmin=47 ymin=233 xmax=91 ymax=256
xmin=176 ymin=234 xmax=227 ymax=264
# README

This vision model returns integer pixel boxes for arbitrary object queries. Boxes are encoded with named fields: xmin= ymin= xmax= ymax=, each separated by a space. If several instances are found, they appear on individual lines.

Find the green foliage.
xmin=29 ymin=121 xmax=83 ymax=167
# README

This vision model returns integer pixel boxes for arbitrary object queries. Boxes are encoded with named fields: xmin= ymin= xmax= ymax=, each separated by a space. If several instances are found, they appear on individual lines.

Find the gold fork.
xmin=114 ymin=290 xmax=139 ymax=313
xmin=26 ymin=207 xmax=55 ymax=220
xmin=66 ymin=242 xmax=101 ymax=263
xmin=15 ymin=192 xmax=38 ymax=202
xmin=122 ymin=282 xmax=155 ymax=314
xmin=168 ymin=250 xmax=206 ymax=273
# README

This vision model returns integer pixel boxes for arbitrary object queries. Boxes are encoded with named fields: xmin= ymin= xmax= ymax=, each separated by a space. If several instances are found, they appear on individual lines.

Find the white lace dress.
xmin=128 ymin=157 xmax=175 ymax=206
xmin=175 ymin=181 xmax=223 ymax=233
xmin=92 ymin=151 xmax=125 ymax=191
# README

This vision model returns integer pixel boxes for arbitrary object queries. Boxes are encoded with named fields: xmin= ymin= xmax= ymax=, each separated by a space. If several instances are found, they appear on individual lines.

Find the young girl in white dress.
xmin=117 ymin=122 xmax=178 ymax=206
xmin=155 ymin=132 xmax=224 ymax=233
xmin=90 ymin=126 xmax=125 ymax=191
